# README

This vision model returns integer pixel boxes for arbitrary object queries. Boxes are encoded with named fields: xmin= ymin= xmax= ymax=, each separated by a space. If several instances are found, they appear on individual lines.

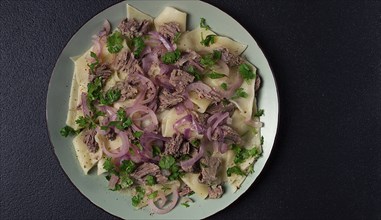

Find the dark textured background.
xmin=1 ymin=0 xmax=380 ymax=219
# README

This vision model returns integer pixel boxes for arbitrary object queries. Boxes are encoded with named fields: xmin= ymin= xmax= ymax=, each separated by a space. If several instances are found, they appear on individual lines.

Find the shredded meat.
xmin=112 ymin=50 xmax=142 ymax=74
xmin=212 ymin=125 xmax=242 ymax=145
xmin=131 ymin=163 xmax=167 ymax=184
xmin=158 ymin=89 xmax=185 ymax=110
xmin=208 ymin=185 xmax=223 ymax=199
xmin=159 ymin=22 xmax=180 ymax=43
xmin=206 ymin=102 xmax=235 ymax=116
xmin=83 ymin=129 xmax=99 ymax=153
xmin=179 ymin=185 xmax=193 ymax=197
xmin=105 ymin=128 xmax=116 ymax=141
xmin=180 ymin=142 xmax=190 ymax=155
xmin=89 ymin=63 xmax=113 ymax=83
xmin=113 ymin=74 xmax=140 ymax=101
xmin=199 ymin=156 xmax=222 ymax=185
xmin=218 ymin=48 xmax=244 ymax=67
xmin=118 ymin=18 xmax=151 ymax=38
xmin=168 ymin=69 xmax=195 ymax=92
xmin=164 ymin=133 xmax=185 ymax=157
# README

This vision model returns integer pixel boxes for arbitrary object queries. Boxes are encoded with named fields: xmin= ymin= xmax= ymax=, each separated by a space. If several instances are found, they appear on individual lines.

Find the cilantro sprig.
xmin=200 ymin=34 xmax=216 ymax=47
xmin=132 ymin=36 xmax=145 ymax=58
xmin=159 ymin=155 xmax=183 ymax=181
xmin=161 ymin=49 xmax=181 ymax=64
xmin=60 ymin=126 xmax=79 ymax=137
xmin=227 ymin=166 xmax=246 ymax=177
xmin=200 ymin=18 xmax=211 ymax=30
xmin=206 ymin=71 xmax=226 ymax=79
xmin=239 ymin=63 xmax=256 ymax=82
xmin=231 ymin=88 xmax=248 ymax=99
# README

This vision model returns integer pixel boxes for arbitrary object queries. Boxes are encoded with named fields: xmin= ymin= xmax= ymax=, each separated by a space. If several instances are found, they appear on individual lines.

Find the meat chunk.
xmin=89 ymin=63 xmax=113 ymax=83
xmin=112 ymin=50 xmax=142 ymax=74
xmin=113 ymin=74 xmax=140 ymax=101
xmin=208 ymin=185 xmax=223 ymax=199
xmin=158 ymin=89 xmax=185 ymax=110
xmin=168 ymin=69 xmax=194 ymax=92
xmin=218 ymin=48 xmax=244 ymax=67
xmin=255 ymin=74 xmax=261 ymax=93
xmin=164 ymin=133 xmax=184 ymax=157
xmin=206 ymin=102 xmax=235 ymax=116
xmin=199 ymin=156 xmax=221 ymax=185
xmin=197 ymin=113 xmax=210 ymax=125
xmin=83 ymin=129 xmax=99 ymax=153
xmin=212 ymin=125 xmax=242 ymax=145
xmin=131 ymin=162 xmax=167 ymax=184
xmin=105 ymin=128 xmax=116 ymax=141
xmin=118 ymin=18 xmax=151 ymax=38
xmin=179 ymin=185 xmax=193 ymax=197
xmin=180 ymin=142 xmax=190 ymax=155
xmin=158 ymin=22 xmax=180 ymax=43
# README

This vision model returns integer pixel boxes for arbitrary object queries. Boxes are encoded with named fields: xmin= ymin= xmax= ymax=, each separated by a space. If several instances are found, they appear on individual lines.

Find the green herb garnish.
xmin=227 ymin=166 xmax=246 ymax=177
xmin=206 ymin=71 xmax=226 ymax=79
xmin=238 ymin=63 xmax=256 ymax=82
xmin=132 ymin=186 xmax=145 ymax=207
xmin=107 ymin=31 xmax=124 ymax=54
xmin=181 ymin=202 xmax=190 ymax=208
xmin=220 ymin=82 xmax=228 ymax=90
xmin=152 ymin=145 xmax=161 ymax=157
xmin=87 ymin=52 xmax=99 ymax=73
xmin=145 ymin=175 xmax=156 ymax=186
xmin=187 ymin=66 xmax=202 ymax=81
xmin=200 ymin=34 xmax=216 ymax=47
xmin=161 ymin=49 xmax=181 ymax=64
xmin=133 ymin=131 xmax=144 ymax=139
xmin=60 ymin=126 xmax=78 ymax=137
xmin=231 ymin=144 xmax=261 ymax=164
xmin=174 ymin=32 xmax=181 ymax=44
xmin=120 ymin=160 xmax=136 ymax=174
xmin=231 ymin=88 xmax=248 ymax=99
xmin=200 ymin=18 xmax=211 ymax=30
xmin=254 ymin=109 xmax=264 ymax=117
xmin=100 ymin=89 xmax=121 ymax=106
xmin=132 ymin=36 xmax=145 ymax=57
xmin=159 ymin=155 xmax=176 ymax=170
xmin=148 ymin=191 xmax=158 ymax=199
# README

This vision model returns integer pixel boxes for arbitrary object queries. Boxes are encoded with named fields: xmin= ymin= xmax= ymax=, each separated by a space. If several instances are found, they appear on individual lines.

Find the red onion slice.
xmin=101 ymin=131 xmax=130 ymax=158
xmin=81 ymin=93 xmax=90 ymax=116
xmin=147 ymin=187 xmax=179 ymax=214
xmin=211 ymin=112 xmax=229 ymax=131
xmin=180 ymin=139 xmax=205 ymax=168
xmin=149 ymin=32 xmax=174 ymax=51
xmin=108 ymin=174 xmax=119 ymax=189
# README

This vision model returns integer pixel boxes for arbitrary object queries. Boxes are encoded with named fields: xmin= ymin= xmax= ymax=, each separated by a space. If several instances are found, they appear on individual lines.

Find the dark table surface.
xmin=1 ymin=0 xmax=380 ymax=219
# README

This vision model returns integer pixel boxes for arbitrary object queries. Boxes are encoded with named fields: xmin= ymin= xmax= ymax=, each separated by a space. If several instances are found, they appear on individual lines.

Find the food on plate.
xmin=60 ymin=4 xmax=264 ymax=214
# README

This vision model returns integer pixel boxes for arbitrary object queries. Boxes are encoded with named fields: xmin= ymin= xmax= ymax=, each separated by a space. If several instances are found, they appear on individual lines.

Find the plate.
xmin=46 ymin=0 xmax=279 ymax=219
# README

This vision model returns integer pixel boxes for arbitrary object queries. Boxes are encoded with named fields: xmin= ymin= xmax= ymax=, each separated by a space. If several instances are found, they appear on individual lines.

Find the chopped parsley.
xmin=103 ymin=157 xmax=115 ymax=173
xmin=145 ymin=175 xmax=156 ymax=186
xmin=120 ymin=160 xmax=136 ymax=174
xmin=220 ymin=82 xmax=228 ymax=90
xmin=87 ymin=52 xmax=99 ymax=73
xmin=132 ymin=186 xmax=145 ymax=207
xmin=206 ymin=71 xmax=226 ymax=79
xmin=173 ymin=32 xmax=181 ymax=44
xmin=181 ymin=202 xmax=190 ymax=208
xmin=200 ymin=17 xmax=211 ymax=30
xmin=187 ymin=66 xmax=202 ymax=81
xmin=133 ymin=131 xmax=144 ymax=139
xmin=200 ymin=34 xmax=216 ymax=47
xmin=200 ymin=50 xmax=221 ymax=67
xmin=212 ymin=50 xmax=222 ymax=60
xmin=100 ymin=89 xmax=121 ymax=106
xmin=75 ymin=115 xmax=97 ymax=129
xmin=190 ymin=139 xmax=201 ymax=147
xmin=101 ymin=108 xmax=133 ymax=130
xmin=148 ymin=191 xmax=158 ymax=199
xmin=254 ymin=109 xmax=265 ymax=117
xmin=231 ymin=88 xmax=248 ymax=99
xmin=238 ymin=63 xmax=256 ymax=82
xmin=159 ymin=155 xmax=176 ymax=170
xmin=60 ymin=126 xmax=78 ymax=137
xmin=161 ymin=49 xmax=181 ymax=64
xmin=231 ymin=144 xmax=261 ymax=164
xmin=227 ymin=166 xmax=246 ymax=177
xmin=107 ymin=31 xmax=124 ymax=54
xmin=87 ymin=77 xmax=103 ymax=102
xmin=152 ymin=145 xmax=161 ymax=157
xmin=132 ymin=36 xmax=145 ymax=57
xmin=119 ymin=173 xmax=134 ymax=188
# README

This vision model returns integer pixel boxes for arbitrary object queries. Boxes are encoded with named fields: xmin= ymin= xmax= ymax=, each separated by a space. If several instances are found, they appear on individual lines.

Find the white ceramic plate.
xmin=46 ymin=0 xmax=279 ymax=219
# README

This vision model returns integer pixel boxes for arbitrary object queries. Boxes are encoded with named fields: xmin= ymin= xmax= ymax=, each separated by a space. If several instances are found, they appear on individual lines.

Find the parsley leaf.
xmin=133 ymin=131 xmax=143 ymax=139
xmin=107 ymin=31 xmax=124 ymax=54
xmin=231 ymin=88 xmax=248 ymax=99
xmin=132 ymin=186 xmax=145 ymax=207
xmin=238 ymin=63 xmax=256 ymax=82
xmin=145 ymin=175 xmax=156 ymax=186
xmin=148 ymin=190 xmax=158 ymax=199
xmin=132 ymin=36 xmax=145 ymax=58
xmin=173 ymin=32 xmax=181 ymax=44
xmin=181 ymin=202 xmax=190 ymax=208
xmin=103 ymin=157 xmax=115 ymax=173
xmin=87 ymin=52 xmax=99 ymax=73
xmin=161 ymin=49 xmax=181 ymax=64
xmin=60 ymin=126 xmax=78 ymax=137
xmin=75 ymin=115 xmax=97 ymax=129
xmin=200 ymin=18 xmax=211 ymax=30
xmin=254 ymin=109 xmax=264 ymax=117
xmin=152 ymin=145 xmax=161 ymax=157
xmin=227 ymin=166 xmax=246 ymax=177
xmin=159 ymin=155 xmax=176 ymax=170
xmin=187 ymin=66 xmax=202 ymax=81
xmin=200 ymin=50 xmax=221 ymax=67
xmin=212 ymin=50 xmax=222 ymax=60
xmin=100 ymin=89 xmax=121 ymax=106
xmin=120 ymin=160 xmax=136 ymax=174
xmin=87 ymin=77 xmax=103 ymax=101
xmin=232 ymin=144 xmax=261 ymax=164
xmin=190 ymin=139 xmax=201 ymax=147
xmin=200 ymin=34 xmax=216 ymax=47
xmin=220 ymin=82 xmax=228 ymax=90
xmin=206 ymin=71 xmax=226 ymax=79
xmin=119 ymin=173 xmax=134 ymax=189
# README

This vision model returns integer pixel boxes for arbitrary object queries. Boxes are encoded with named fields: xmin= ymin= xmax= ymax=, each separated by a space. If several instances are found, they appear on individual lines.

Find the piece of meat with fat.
xmin=112 ymin=50 xmax=142 ymax=75
xmin=131 ymin=162 xmax=167 ymax=184
xmin=208 ymin=185 xmax=223 ymax=199
xmin=118 ymin=18 xmax=151 ymax=38
xmin=206 ymin=102 xmax=235 ymax=116
xmin=113 ymin=74 xmax=140 ymax=101
xmin=211 ymin=125 xmax=242 ymax=145
xmin=83 ymin=129 xmax=99 ymax=153
xmin=199 ymin=156 xmax=222 ymax=185
xmin=158 ymin=89 xmax=185 ymax=110
xmin=164 ymin=133 xmax=187 ymax=157
xmin=218 ymin=48 xmax=244 ymax=67
xmin=179 ymin=185 xmax=193 ymax=197
xmin=169 ymin=69 xmax=195 ymax=92
xmin=89 ymin=63 xmax=113 ymax=83
xmin=158 ymin=22 xmax=180 ymax=43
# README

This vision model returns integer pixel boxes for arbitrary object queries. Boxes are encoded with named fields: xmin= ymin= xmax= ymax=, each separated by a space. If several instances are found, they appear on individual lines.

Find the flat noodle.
xmin=154 ymin=6 xmax=187 ymax=32
xmin=127 ymin=4 xmax=153 ymax=22
xmin=188 ymin=91 xmax=212 ymax=113
xmin=181 ymin=173 xmax=209 ymax=199
xmin=160 ymin=108 xmax=188 ymax=137
xmin=73 ymin=131 xmax=102 ymax=174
